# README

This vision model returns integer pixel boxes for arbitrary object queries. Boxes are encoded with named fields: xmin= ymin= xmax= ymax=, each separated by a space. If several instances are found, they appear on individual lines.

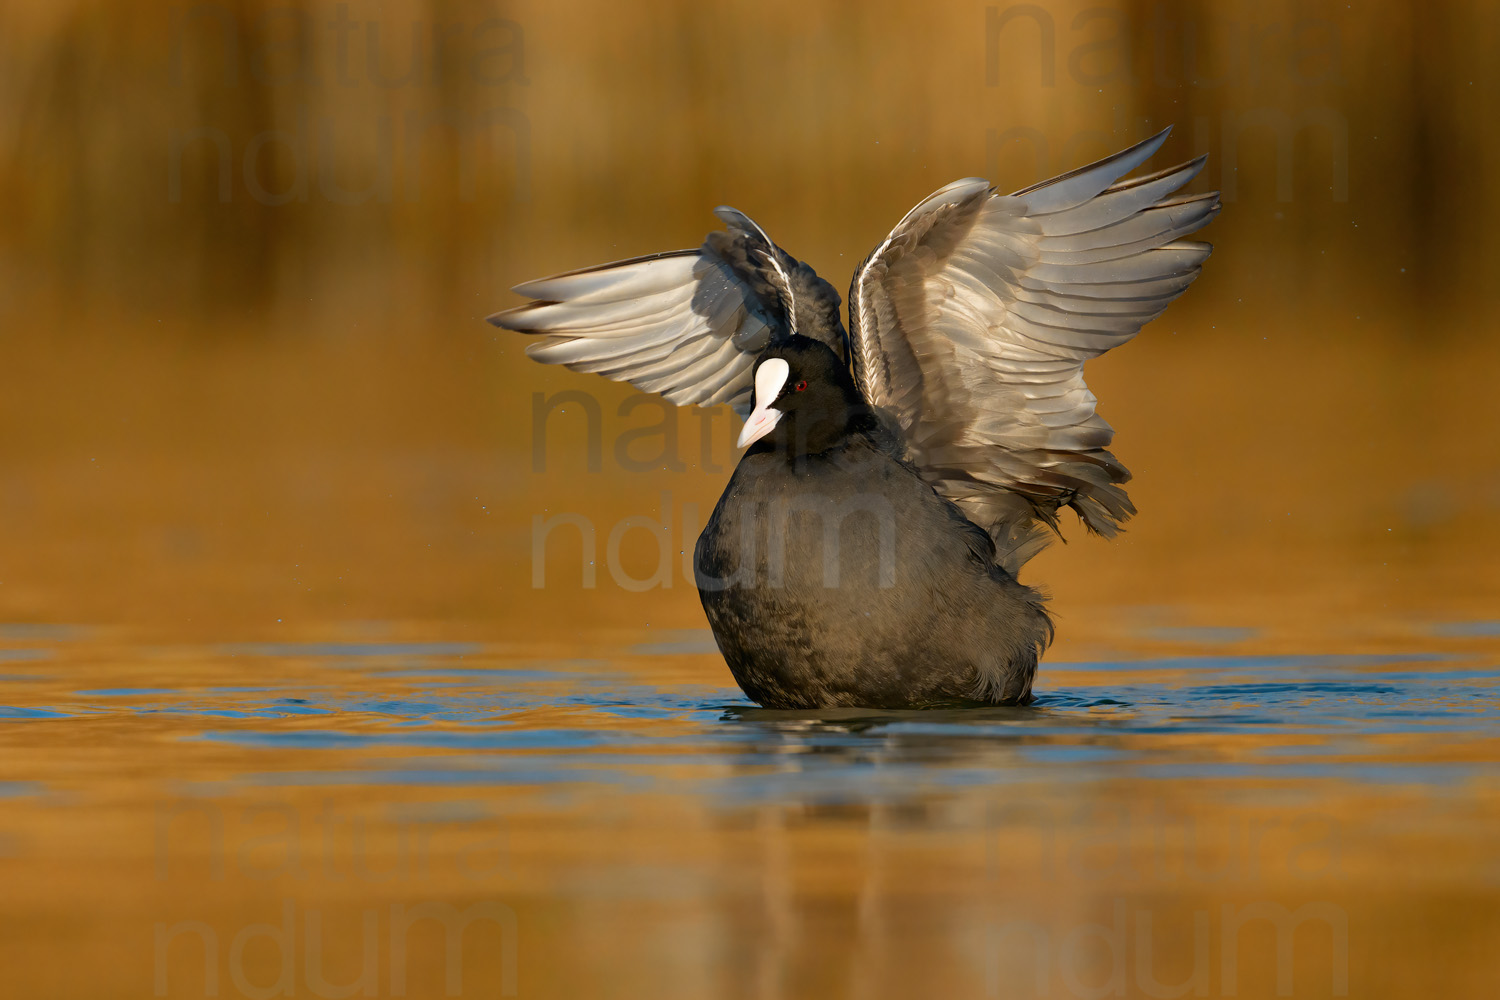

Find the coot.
xmin=490 ymin=127 xmax=1219 ymax=708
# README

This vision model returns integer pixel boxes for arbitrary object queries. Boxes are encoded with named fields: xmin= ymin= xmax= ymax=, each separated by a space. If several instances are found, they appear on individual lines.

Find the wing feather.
xmin=491 ymin=215 xmax=846 ymax=417
xmin=849 ymin=127 xmax=1220 ymax=572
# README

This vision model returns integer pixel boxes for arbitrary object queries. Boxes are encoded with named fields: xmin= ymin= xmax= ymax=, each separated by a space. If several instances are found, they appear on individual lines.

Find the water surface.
xmin=2 ymin=619 xmax=1496 ymax=998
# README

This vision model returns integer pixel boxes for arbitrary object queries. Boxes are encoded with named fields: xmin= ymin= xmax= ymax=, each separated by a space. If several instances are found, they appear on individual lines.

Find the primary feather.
xmin=848 ymin=126 xmax=1219 ymax=570
xmin=489 ymin=213 xmax=845 ymax=416
xmin=494 ymin=128 xmax=1219 ymax=571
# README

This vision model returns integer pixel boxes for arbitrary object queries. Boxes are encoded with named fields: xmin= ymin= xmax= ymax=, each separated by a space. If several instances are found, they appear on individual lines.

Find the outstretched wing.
xmin=849 ymin=127 xmax=1220 ymax=572
xmin=490 ymin=209 xmax=846 ymax=416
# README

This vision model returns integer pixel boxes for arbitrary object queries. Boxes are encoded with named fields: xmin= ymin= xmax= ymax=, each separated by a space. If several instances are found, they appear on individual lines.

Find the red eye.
xmin=794 ymin=380 xmax=808 ymax=392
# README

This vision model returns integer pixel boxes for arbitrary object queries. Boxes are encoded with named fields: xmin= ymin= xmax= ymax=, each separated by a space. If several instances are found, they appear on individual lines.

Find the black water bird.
xmin=490 ymin=128 xmax=1220 ymax=708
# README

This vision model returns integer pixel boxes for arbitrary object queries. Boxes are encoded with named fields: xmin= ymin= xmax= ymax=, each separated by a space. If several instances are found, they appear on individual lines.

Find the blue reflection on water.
xmin=219 ymin=642 xmax=484 ymax=657
xmin=0 ymin=780 xmax=45 ymax=798
xmin=3 ymin=636 xmax=1497 ymax=804
xmin=1432 ymin=620 xmax=1500 ymax=637
xmin=0 ymin=650 xmax=52 ymax=662
xmin=1143 ymin=626 xmax=1259 ymax=643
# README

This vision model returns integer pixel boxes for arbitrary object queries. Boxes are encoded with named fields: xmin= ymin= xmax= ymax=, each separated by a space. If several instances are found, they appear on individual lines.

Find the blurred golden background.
xmin=1 ymin=3 xmax=1498 ymax=998
xmin=1 ymin=0 xmax=1496 ymax=639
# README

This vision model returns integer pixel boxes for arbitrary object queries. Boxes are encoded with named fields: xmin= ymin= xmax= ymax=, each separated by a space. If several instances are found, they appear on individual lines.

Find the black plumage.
xmin=694 ymin=337 xmax=1051 ymax=707
xmin=490 ymin=127 xmax=1219 ymax=708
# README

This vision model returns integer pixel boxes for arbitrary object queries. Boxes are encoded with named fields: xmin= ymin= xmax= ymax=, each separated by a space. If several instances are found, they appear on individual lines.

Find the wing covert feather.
xmin=491 ymin=213 xmax=845 ymax=416
xmin=849 ymin=127 xmax=1220 ymax=571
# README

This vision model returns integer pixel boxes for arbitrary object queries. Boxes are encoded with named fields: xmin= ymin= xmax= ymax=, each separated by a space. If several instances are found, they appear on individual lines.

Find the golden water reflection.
xmin=1 ymin=620 xmax=1498 ymax=997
